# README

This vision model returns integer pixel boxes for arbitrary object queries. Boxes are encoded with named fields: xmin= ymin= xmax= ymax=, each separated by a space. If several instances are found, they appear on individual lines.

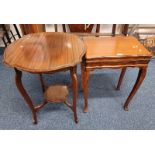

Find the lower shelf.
xmin=44 ymin=85 xmax=69 ymax=103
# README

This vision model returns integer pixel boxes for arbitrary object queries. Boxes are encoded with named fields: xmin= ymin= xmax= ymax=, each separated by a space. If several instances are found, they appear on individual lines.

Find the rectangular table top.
xmin=83 ymin=36 xmax=152 ymax=59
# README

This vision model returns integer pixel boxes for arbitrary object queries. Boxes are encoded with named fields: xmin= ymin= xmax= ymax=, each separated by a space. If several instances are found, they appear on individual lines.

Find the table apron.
xmin=15 ymin=66 xmax=72 ymax=74
xmin=85 ymin=59 xmax=150 ymax=69
xmin=85 ymin=61 xmax=149 ymax=69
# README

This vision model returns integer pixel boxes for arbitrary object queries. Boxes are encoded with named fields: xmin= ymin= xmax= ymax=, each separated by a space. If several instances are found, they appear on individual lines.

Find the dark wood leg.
xmin=83 ymin=69 xmax=90 ymax=113
xmin=116 ymin=67 xmax=127 ymax=90
xmin=81 ymin=62 xmax=85 ymax=91
xmin=70 ymin=66 xmax=78 ymax=123
xmin=124 ymin=67 xmax=147 ymax=111
xmin=35 ymin=101 xmax=47 ymax=112
xmin=39 ymin=74 xmax=46 ymax=93
xmin=15 ymin=69 xmax=37 ymax=124
xmin=54 ymin=24 xmax=58 ymax=32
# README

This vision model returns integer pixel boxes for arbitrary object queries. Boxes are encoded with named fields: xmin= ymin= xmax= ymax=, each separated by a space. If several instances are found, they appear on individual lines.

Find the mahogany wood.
xmin=19 ymin=25 xmax=46 ymax=100
xmin=124 ymin=67 xmax=147 ymax=111
xmin=4 ymin=32 xmax=85 ymax=124
xmin=44 ymin=85 xmax=69 ymax=102
xmin=116 ymin=68 xmax=126 ymax=90
xmin=35 ymin=101 xmax=47 ymax=112
xmin=4 ymin=32 xmax=85 ymax=73
xmin=66 ymin=24 xmax=129 ymax=90
xmin=83 ymin=68 xmax=90 ymax=113
xmin=82 ymin=36 xmax=152 ymax=112
xmin=84 ymin=36 xmax=151 ymax=59
xmin=39 ymin=74 xmax=46 ymax=93
xmin=70 ymin=66 xmax=78 ymax=123
xmin=15 ymin=69 xmax=37 ymax=124
xmin=81 ymin=60 xmax=85 ymax=91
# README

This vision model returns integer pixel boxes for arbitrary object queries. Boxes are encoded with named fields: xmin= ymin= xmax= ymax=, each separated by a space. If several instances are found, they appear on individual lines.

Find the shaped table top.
xmin=4 ymin=32 xmax=85 ymax=73
xmin=83 ymin=36 xmax=152 ymax=59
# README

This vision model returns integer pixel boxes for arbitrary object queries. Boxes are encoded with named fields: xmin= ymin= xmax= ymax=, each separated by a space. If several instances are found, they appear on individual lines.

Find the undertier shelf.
xmin=44 ymin=85 xmax=69 ymax=103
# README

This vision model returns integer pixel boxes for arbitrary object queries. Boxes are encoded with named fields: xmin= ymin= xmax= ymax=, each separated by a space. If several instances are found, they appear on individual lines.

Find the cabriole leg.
xmin=15 ymin=69 xmax=37 ymax=124
xmin=39 ymin=74 xmax=46 ymax=93
xmin=81 ymin=62 xmax=85 ymax=91
xmin=124 ymin=67 xmax=147 ymax=111
xmin=83 ymin=69 xmax=90 ymax=113
xmin=116 ymin=67 xmax=127 ymax=90
xmin=70 ymin=66 xmax=78 ymax=123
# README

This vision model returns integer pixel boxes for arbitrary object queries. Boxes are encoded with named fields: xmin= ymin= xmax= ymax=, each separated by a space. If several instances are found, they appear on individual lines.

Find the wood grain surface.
xmin=4 ymin=32 xmax=85 ymax=73
xmin=82 ymin=35 xmax=152 ymax=112
xmin=44 ymin=85 xmax=69 ymax=103
xmin=83 ymin=36 xmax=152 ymax=59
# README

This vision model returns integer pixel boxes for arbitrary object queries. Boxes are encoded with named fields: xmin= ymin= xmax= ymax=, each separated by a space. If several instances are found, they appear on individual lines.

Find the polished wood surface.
xmin=44 ymin=85 xmax=69 ymax=102
xmin=124 ymin=67 xmax=147 ymax=111
xmin=4 ymin=32 xmax=85 ymax=73
xmin=15 ymin=69 xmax=37 ymax=123
xmin=83 ymin=36 xmax=152 ymax=59
xmin=14 ymin=66 xmax=79 ymax=124
xmin=116 ymin=67 xmax=126 ymax=90
xmin=70 ymin=66 xmax=78 ymax=123
xmin=19 ymin=25 xmax=46 ymax=97
xmin=82 ymin=36 xmax=152 ymax=112
xmin=4 ymin=32 xmax=84 ymax=124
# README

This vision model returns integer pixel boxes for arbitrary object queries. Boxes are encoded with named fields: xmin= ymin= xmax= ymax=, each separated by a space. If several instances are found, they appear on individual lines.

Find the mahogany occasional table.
xmin=81 ymin=36 xmax=152 ymax=112
xmin=3 ymin=32 xmax=85 ymax=124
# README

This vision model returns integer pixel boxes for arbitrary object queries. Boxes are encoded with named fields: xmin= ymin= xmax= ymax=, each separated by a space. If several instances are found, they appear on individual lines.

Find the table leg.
xmin=15 ymin=69 xmax=37 ymax=124
xmin=81 ymin=62 xmax=85 ymax=91
xmin=124 ymin=67 xmax=147 ymax=111
xmin=39 ymin=74 xmax=46 ymax=93
xmin=116 ymin=67 xmax=127 ymax=90
xmin=70 ymin=66 xmax=78 ymax=123
xmin=83 ymin=69 xmax=90 ymax=113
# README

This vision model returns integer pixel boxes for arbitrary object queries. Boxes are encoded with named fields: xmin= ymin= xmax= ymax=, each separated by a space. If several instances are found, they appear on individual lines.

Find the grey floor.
xmin=0 ymin=48 xmax=155 ymax=129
